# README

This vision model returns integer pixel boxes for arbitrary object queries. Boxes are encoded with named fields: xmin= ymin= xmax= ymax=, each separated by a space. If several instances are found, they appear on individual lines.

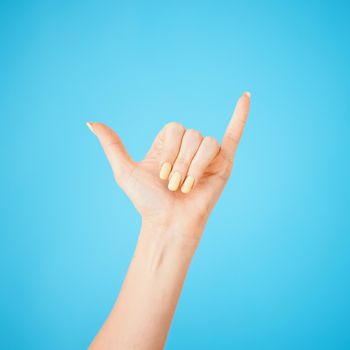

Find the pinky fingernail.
xmin=160 ymin=162 xmax=172 ymax=180
xmin=181 ymin=176 xmax=195 ymax=194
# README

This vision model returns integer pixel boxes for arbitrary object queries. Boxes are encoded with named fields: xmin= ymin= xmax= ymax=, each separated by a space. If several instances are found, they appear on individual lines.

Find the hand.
xmin=87 ymin=92 xmax=250 ymax=243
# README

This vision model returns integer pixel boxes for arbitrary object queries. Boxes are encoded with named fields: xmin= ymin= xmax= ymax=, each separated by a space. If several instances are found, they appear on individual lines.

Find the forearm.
xmin=89 ymin=220 xmax=202 ymax=350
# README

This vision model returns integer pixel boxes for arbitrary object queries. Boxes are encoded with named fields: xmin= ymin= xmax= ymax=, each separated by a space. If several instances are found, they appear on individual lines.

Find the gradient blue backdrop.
xmin=1 ymin=1 xmax=350 ymax=349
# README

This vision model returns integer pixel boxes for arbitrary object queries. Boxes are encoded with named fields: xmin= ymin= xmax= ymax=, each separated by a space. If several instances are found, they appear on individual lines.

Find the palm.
xmin=125 ymin=153 xmax=228 ymax=220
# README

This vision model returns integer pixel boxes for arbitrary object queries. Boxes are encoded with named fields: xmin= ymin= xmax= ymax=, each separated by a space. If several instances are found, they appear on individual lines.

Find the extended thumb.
xmin=87 ymin=122 xmax=135 ymax=185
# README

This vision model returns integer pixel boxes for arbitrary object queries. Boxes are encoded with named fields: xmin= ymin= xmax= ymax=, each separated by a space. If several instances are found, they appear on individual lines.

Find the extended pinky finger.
xmin=181 ymin=136 xmax=220 ymax=194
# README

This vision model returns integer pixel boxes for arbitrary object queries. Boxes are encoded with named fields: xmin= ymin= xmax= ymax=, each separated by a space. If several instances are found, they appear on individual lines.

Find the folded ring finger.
xmin=181 ymin=136 xmax=220 ymax=194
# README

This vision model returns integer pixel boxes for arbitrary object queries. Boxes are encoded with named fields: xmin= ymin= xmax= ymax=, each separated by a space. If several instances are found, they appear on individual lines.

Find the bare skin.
xmin=88 ymin=92 xmax=251 ymax=349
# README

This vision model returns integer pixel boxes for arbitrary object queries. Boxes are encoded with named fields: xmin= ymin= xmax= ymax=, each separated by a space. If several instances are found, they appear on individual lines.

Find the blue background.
xmin=1 ymin=0 xmax=350 ymax=349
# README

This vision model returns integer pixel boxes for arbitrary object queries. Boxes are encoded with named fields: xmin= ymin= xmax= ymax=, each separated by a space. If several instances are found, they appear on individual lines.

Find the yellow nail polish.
xmin=244 ymin=91 xmax=251 ymax=98
xmin=168 ymin=172 xmax=182 ymax=191
xmin=86 ymin=122 xmax=96 ymax=135
xmin=160 ymin=162 xmax=172 ymax=180
xmin=181 ymin=176 xmax=195 ymax=194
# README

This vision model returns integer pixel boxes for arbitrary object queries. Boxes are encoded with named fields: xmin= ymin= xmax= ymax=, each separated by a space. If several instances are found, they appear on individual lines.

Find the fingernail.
xmin=181 ymin=176 xmax=195 ymax=194
xmin=86 ymin=122 xmax=96 ymax=135
xmin=244 ymin=91 xmax=251 ymax=98
xmin=160 ymin=162 xmax=172 ymax=180
xmin=168 ymin=172 xmax=182 ymax=191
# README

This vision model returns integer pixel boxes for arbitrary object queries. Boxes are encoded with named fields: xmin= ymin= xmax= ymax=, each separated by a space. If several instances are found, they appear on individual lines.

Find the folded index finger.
xmin=221 ymin=92 xmax=251 ymax=162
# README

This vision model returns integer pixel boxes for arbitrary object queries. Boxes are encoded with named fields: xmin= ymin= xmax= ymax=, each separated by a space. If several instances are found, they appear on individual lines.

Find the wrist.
xmin=134 ymin=217 xmax=205 ymax=269
xmin=142 ymin=214 xmax=206 ymax=243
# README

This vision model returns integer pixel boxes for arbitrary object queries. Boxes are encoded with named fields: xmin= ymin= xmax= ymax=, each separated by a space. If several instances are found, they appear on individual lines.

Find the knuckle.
xmin=217 ymin=158 xmax=233 ymax=181
xmin=220 ymin=151 xmax=234 ymax=166
xmin=226 ymin=131 xmax=240 ymax=144
xmin=175 ymin=155 xmax=189 ymax=166
xmin=165 ymin=121 xmax=185 ymax=134
xmin=186 ymin=128 xmax=202 ymax=140
xmin=204 ymin=136 xmax=219 ymax=149
xmin=105 ymin=140 xmax=122 ymax=156
xmin=238 ymin=117 xmax=247 ymax=127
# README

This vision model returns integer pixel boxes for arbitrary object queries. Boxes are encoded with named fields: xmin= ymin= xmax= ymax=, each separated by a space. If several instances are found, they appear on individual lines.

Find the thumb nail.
xmin=86 ymin=122 xmax=96 ymax=135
